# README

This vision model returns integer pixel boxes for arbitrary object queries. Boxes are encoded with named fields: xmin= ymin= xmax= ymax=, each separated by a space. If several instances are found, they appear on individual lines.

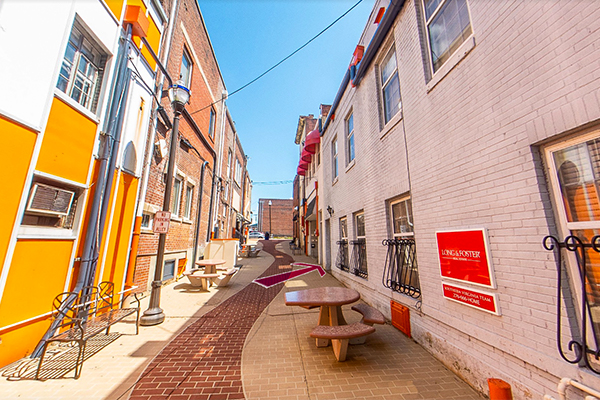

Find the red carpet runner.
xmin=129 ymin=240 xmax=294 ymax=400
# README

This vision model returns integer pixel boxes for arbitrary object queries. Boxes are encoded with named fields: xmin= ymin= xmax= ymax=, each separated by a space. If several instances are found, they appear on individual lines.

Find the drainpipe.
xmin=208 ymin=90 xmax=228 ymax=240
xmin=32 ymin=26 xmax=133 ymax=358
xmin=192 ymin=161 xmax=209 ymax=263
xmin=124 ymin=0 xmax=179 ymax=290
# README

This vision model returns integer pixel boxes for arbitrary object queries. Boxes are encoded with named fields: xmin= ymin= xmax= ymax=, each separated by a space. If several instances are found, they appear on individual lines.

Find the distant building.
xmin=257 ymin=199 xmax=293 ymax=237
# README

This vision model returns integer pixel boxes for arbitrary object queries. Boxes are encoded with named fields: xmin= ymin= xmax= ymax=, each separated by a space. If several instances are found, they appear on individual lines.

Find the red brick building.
xmin=133 ymin=0 xmax=250 ymax=292
xmin=257 ymin=199 xmax=293 ymax=237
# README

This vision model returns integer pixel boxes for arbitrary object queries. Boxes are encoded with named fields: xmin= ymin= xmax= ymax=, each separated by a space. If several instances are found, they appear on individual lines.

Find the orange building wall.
xmin=0 ymin=117 xmax=37 ymax=276
xmin=36 ymin=98 xmax=98 ymax=184
xmin=104 ymin=0 xmax=126 ymax=20
xmin=0 ymin=239 xmax=74 ymax=366
xmin=99 ymin=172 xmax=139 ymax=295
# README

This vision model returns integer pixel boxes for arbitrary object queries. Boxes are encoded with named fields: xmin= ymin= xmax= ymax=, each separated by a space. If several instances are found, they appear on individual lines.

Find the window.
xmin=180 ymin=48 xmax=192 ymax=87
xmin=57 ymin=21 xmax=106 ymax=112
xmin=209 ymin=107 xmax=216 ymax=139
xmin=163 ymin=259 xmax=175 ymax=280
xmin=184 ymin=184 xmax=193 ymax=219
xmin=346 ymin=113 xmax=355 ymax=164
xmin=235 ymin=159 xmax=242 ymax=185
xmin=422 ymin=0 xmax=472 ymax=73
xmin=380 ymin=49 xmax=401 ymax=123
xmin=336 ymin=217 xmax=349 ymax=271
xmin=351 ymin=211 xmax=368 ymax=278
xmin=383 ymin=196 xmax=420 ymax=297
xmin=332 ymin=138 xmax=338 ymax=180
xmin=391 ymin=197 xmax=414 ymax=237
xmin=171 ymin=176 xmax=182 ymax=217
xmin=545 ymin=134 xmax=600 ymax=358
xmin=141 ymin=213 xmax=152 ymax=229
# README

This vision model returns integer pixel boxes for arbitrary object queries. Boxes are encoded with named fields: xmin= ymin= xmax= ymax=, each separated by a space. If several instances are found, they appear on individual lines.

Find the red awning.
xmin=297 ymin=166 xmax=306 ymax=176
xmin=301 ymin=148 xmax=312 ymax=163
xmin=298 ymin=160 xmax=309 ymax=170
xmin=304 ymin=129 xmax=320 ymax=154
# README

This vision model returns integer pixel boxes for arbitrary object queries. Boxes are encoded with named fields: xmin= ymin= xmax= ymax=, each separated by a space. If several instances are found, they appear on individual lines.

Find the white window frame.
xmin=355 ymin=211 xmax=366 ymax=240
xmin=421 ymin=0 xmax=473 ymax=75
xmin=184 ymin=183 xmax=194 ymax=220
xmin=235 ymin=159 xmax=242 ymax=186
xmin=346 ymin=112 xmax=355 ymax=164
xmin=56 ymin=21 xmax=106 ymax=113
xmin=332 ymin=137 xmax=339 ymax=181
xmin=390 ymin=196 xmax=414 ymax=238
xmin=180 ymin=47 xmax=193 ymax=87
xmin=171 ymin=176 xmax=183 ymax=217
xmin=380 ymin=48 xmax=401 ymax=124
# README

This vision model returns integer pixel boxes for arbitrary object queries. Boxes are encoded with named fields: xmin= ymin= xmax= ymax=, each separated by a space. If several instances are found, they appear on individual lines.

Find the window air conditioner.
xmin=26 ymin=183 xmax=75 ymax=216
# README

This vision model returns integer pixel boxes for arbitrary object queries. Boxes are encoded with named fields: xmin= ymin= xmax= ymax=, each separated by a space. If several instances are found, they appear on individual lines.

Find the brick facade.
xmin=134 ymin=0 xmax=250 ymax=291
xmin=257 ymin=198 xmax=293 ymax=237
xmin=316 ymin=0 xmax=600 ymax=398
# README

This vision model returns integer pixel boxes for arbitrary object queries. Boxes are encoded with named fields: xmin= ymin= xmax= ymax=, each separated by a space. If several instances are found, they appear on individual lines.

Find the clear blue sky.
xmin=197 ymin=0 xmax=376 ymax=221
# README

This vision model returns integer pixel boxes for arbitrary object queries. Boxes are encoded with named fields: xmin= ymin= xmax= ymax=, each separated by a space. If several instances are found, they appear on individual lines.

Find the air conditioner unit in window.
xmin=26 ymin=183 xmax=76 ymax=216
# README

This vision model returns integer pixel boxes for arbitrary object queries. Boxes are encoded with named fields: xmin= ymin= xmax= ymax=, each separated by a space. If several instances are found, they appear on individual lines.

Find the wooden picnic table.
xmin=285 ymin=287 xmax=360 ymax=347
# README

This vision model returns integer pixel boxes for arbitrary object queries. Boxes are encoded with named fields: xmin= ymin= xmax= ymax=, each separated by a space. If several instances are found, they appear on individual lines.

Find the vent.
xmin=26 ymin=183 xmax=75 ymax=216
xmin=390 ymin=300 xmax=411 ymax=338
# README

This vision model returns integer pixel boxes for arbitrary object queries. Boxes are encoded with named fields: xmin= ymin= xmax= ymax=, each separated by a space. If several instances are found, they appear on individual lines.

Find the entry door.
xmin=325 ymin=219 xmax=331 ymax=271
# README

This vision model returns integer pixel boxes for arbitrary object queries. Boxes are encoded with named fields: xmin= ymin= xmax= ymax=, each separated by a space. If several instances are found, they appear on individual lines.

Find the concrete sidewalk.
xmin=0 ymin=240 xmax=484 ymax=400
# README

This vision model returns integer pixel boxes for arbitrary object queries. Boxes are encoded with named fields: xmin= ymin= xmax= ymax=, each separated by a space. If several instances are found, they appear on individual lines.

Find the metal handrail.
xmin=350 ymin=239 xmax=368 ymax=279
xmin=335 ymin=240 xmax=349 ymax=271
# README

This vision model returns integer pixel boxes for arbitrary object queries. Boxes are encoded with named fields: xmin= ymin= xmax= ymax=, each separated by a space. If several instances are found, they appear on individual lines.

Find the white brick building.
xmin=315 ymin=0 xmax=600 ymax=398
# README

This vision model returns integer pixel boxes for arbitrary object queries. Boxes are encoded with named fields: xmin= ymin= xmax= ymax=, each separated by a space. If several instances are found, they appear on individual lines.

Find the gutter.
xmin=320 ymin=0 xmax=405 ymax=135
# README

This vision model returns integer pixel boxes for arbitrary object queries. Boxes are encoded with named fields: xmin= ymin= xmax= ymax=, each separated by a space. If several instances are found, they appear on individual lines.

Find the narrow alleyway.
xmin=129 ymin=240 xmax=294 ymax=400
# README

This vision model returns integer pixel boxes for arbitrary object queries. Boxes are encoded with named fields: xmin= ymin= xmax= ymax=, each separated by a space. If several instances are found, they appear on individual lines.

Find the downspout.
xmin=192 ymin=161 xmax=209 ymax=263
xmin=32 ymin=26 xmax=132 ymax=358
xmin=208 ymin=91 xmax=228 ymax=240
xmin=124 ymin=0 xmax=179 ymax=289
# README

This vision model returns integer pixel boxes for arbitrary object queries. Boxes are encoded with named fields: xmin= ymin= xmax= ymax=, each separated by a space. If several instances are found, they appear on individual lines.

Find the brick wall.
xmin=257 ymin=198 xmax=293 ymax=237
xmin=133 ymin=0 xmax=228 ymax=291
xmin=320 ymin=0 xmax=600 ymax=398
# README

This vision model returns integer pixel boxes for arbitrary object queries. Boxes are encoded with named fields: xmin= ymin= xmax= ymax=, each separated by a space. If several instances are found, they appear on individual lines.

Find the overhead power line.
xmin=189 ymin=0 xmax=364 ymax=116
xmin=252 ymin=180 xmax=294 ymax=186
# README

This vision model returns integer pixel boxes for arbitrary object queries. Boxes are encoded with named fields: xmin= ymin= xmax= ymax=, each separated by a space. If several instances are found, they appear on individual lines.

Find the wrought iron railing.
xmin=543 ymin=235 xmax=600 ymax=374
xmin=350 ymin=239 xmax=368 ymax=279
xmin=335 ymin=240 xmax=349 ymax=271
xmin=382 ymin=238 xmax=420 ymax=298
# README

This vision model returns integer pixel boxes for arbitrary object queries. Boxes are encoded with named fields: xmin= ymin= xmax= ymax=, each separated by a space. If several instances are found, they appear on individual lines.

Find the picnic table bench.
xmin=36 ymin=281 xmax=140 ymax=379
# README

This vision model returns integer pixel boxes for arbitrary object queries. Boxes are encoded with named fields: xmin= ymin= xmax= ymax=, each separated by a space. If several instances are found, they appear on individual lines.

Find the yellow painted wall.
xmin=0 ymin=239 xmax=74 ymax=366
xmin=127 ymin=0 xmax=161 ymax=71
xmin=99 ymin=172 xmax=139 ymax=295
xmin=0 ymin=117 xmax=37 ymax=277
xmin=104 ymin=0 xmax=126 ymax=20
xmin=36 ymin=97 xmax=98 ymax=185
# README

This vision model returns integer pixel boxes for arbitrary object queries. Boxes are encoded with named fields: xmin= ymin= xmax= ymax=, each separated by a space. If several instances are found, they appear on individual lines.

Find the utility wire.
xmin=189 ymin=0 xmax=364 ymax=116
xmin=252 ymin=180 xmax=294 ymax=186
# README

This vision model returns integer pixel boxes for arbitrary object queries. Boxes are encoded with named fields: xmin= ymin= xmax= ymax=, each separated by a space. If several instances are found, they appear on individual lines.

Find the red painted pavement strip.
xmin=128 ymin=240 xmax=294 ymax=400
xmin=252 ymin=263 xmax=325 ymax=288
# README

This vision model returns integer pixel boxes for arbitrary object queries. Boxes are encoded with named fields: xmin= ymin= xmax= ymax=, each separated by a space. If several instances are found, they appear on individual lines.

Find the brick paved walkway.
xmin=129 ymin=240 xmax=293 ymax=400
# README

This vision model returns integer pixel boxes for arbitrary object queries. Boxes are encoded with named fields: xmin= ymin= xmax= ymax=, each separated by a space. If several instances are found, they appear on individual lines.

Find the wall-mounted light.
xmin=327 ymin=206 xmax=334 ymax=216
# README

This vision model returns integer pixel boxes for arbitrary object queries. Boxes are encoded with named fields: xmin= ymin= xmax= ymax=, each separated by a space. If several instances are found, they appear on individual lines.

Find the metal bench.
xmin=350 ymin=303 xmax=385 ymax=344
xmin=36 ymin=282 xmax=140 ymax=379
xmin=310 ymin=322 xmax=375 ymax=361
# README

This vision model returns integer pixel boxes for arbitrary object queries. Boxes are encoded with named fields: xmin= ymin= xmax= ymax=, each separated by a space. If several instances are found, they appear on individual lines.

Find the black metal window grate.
xmin=350 ymin=239 xmax=368 ymax=279
xmin=382 ymin=238 xmax=420 ymax=298
xmin=543 ymin=235 xmax=600 ymax=375
xmin=335 ymin=240 xmax=349 ymax=271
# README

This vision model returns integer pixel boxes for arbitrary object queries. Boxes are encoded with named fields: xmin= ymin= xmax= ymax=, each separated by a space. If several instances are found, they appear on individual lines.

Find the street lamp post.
xmin=268 ymin=200 xmax=272 ymax=237
xmin=140 ymin=81 xmax=190 ymax=326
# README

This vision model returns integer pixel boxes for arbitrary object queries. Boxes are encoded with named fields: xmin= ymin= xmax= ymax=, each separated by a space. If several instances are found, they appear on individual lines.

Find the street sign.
xmin=153 ymin=211 xmax=171 ymax=234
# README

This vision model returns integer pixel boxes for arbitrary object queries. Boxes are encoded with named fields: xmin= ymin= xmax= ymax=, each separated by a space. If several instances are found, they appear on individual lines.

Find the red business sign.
xmin=442 ymin=283 xmax=500 ymax=315
xmin=436 ymin=229 xmax=495 ymax=288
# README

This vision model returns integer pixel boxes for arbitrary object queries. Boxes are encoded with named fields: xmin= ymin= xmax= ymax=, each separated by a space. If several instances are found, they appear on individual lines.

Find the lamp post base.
xmin=140 ymin=306 xmax=165 ymax=326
